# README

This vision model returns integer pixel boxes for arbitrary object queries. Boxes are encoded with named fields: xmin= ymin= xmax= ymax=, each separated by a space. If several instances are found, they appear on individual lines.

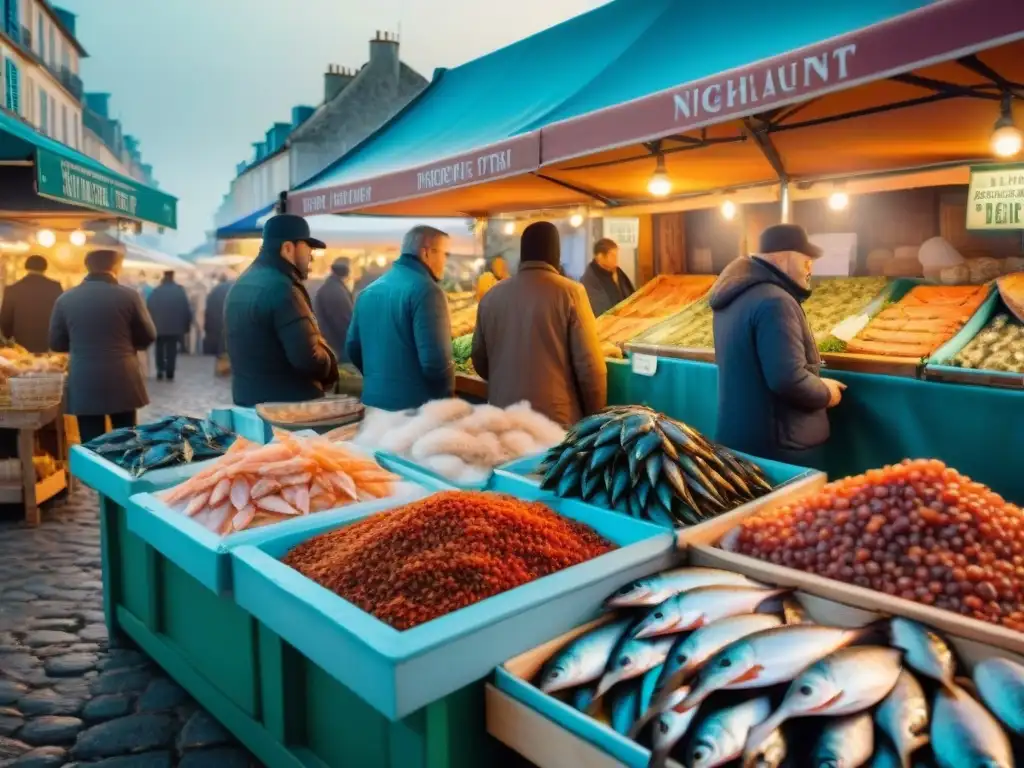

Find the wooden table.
xmin=0 ymin=403 xmax=70 ymax=525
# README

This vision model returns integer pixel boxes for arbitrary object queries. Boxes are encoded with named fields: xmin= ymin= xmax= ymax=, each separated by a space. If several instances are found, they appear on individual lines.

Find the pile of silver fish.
xmin=83 ymin=416 xmax=237 ymax=477
xmin=532 ymin=566 xmax=1024 ymax=768
xmin=539 ymin=406 xmax=773 ymax=528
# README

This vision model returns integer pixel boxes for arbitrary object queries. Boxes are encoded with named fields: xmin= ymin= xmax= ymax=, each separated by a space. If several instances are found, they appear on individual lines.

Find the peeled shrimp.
xmin=209 ymin=477 xmax=232 ymax=507
xmin=255 ymin=494 xmax=300 ymax=516
xmin=229 ymin=477 xmax=250 ymax=510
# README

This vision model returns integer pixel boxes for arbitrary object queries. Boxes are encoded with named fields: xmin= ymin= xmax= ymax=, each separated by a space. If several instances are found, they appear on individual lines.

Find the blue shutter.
xmin=4 ymin=0 xmax=18 ymax=40
xmin=4 ymin=59 xmax=19 ymax=114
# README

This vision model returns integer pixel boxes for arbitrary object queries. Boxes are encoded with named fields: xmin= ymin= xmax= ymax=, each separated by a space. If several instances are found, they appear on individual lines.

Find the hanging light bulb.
xmin=992 ymin=95 xmax=1022 ymax=158
xmin=721 ymin=200 xmax=737 ymax=220
xmin=828 ymin=191 xmax=850 ymax=211
xmin=502 ymin=221 xmax=516 ymax=236
xmin=569 ymin=212 xmax=584 ymax=228
xmin=69 ymin=230 xmax=87 ymax=247
xmin=647 ymin=154 xmax=671 ymax=197
xmin=36 ymin=229 xmax=56 ymax=248
xmin=375 ymin=255 xmax=387 ymax=267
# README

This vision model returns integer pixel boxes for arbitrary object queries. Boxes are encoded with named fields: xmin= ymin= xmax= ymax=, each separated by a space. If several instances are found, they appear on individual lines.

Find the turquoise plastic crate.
xmin=208 ymin=406 xmax=273 ymax=443
xmin=373 ymin=449 xmax=489 ymax=491
xmin=924 ymin=289 xmax=1023 ymax=389
xmin=231 ymin=490 xmax=675 ymax=721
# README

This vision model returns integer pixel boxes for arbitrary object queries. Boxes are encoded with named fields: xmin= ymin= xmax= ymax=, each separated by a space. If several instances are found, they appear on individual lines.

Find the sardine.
xmin=682 ymin=625 xmax=866 ymax=711
xmin=569 ymin=684 xmax=596 ymax=712
xmin=743 ymin=647 xmax=903 ymax=764
xmin=930 ymin=683 xmax=1014 ymax=768
xmin=609 ymin=679 xmax=639 ymax=736
xmin=648 ymin=687 xmax=699 ymax=768
xmin=536 ymin=618 xmax=633 ymax=694
xmin=593 ymin=636 xmax=675 ymax=699
xmin=875 ymin=670 xmax=929 ymax=767
xmin=889 ymin=618 xmax=956 ymax=686
xmin=634 ymin=586 xmax=787 ymax=639
xmin=973 ymin=656 xmax=1024 ymax=736
xmin=812 ymin=714 xmax=874 ymax=768
xmin=689 ymin=696 xmax=773 ymax=768
xmin=606 ymin=567 xmax=765 ymax=608
xmin=639 ymin=663 xmax=662 ymax=717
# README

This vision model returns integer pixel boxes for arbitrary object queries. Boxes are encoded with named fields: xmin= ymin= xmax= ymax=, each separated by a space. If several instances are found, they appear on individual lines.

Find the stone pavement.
xmin=0 ymin=356 xmax=258 ymax=767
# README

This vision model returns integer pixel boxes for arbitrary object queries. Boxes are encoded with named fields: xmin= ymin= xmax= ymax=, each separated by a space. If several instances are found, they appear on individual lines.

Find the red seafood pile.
xmin=726 ymin=459 xmax=1024 ymax=631
xmin=284 ymin=491 xmax=615 ymax=630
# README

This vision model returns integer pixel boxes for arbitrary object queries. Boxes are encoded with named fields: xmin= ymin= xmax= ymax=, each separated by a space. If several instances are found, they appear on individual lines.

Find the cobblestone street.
xmin=0 ymin=357 xmax=257 ymax=767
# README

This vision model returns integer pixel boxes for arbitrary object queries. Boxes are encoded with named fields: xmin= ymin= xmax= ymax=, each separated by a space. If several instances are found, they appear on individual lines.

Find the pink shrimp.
xmin=255 ymin=494 xmax=300 ymax=516
xmin=209 ymin=477 xmax=232 ymax=507
xmin=250 ymin=477 xmax=281 ymax=500
xmin=231 ymin=504 xmax=256 ymax=531
xmin=229 ymin=477 xmax=250 ymax=510
xmin=184 ymin=491 xmax=211 ymax=517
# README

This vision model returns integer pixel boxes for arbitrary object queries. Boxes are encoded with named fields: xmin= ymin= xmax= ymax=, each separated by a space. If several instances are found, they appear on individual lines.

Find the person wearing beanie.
xmin=0 ymin=255 xmax=63 ymax=353
xmin=313 ymin=257 xmax=354 ymax=361
xmin=581 ymin=237 xmax=635 ymax=317
xmin=49 ymin=249 xmax=157 ymax=443
xmin=471 ymin=221 xmax=606 ymax=426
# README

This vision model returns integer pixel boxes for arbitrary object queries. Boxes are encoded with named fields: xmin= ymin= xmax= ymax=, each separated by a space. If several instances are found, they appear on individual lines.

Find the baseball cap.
xmin=759 ymin=224 xmax=822 ymax=260
xmin=261 ymin=214 xmax=326 ymax=249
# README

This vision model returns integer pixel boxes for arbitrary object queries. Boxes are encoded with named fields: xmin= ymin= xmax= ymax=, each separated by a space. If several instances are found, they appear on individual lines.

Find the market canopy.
xmin=287 ymin=0 xmax=1024 ymax=217
xmin=215 ymin=203 xmax=275 ymax=240
xmin=0 ymin=111 xmax=178 ymax=229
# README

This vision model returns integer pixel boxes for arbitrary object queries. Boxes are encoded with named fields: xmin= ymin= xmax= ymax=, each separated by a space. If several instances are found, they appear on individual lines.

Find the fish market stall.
xmin=595 ymin=275 xmax=715 ymax=350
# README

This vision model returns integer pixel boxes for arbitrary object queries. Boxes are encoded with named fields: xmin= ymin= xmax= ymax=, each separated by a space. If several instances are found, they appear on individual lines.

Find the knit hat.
xmin=519 ymin=222 xmax=560 ymax=270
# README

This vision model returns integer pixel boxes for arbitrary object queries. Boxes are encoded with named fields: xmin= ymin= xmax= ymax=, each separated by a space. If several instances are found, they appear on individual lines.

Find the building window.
xmin=4 ymin=58 xmax=19 ymax=113
xmin=39 ymin=85 xmax=47 ymax=133
xmin=48 ymin=24 xmax=55 ymax=67
xmin=3 ymin=0 xmax=18 ymax=41
xmin=37 ymin=11 xmax=44 ymax=60
xmin=61 ymin=103 xmax=67 ymax=144
xmin=72 ymin=115 xmax=78 ymax=149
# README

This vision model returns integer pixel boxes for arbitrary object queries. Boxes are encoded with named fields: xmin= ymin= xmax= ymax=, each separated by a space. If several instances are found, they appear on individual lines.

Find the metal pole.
xmin=779 ymin=180 xmax=791 ymax=224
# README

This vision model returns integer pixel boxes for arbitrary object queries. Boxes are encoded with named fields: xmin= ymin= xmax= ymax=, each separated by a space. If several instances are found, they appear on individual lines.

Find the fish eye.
xmin=653 ymin=612 xmax=664 ymax=620
xmin=799 ymin=684 xmax=813 ymax=696
xmin=675 ymin=654 xmax=687 ymax=664
xmin=617 ymin=585 xmax=634 ymax=595
xmin=657 ymin=719 xmax=669 ymax=734
xmin=550 ymin=670 xmax=560 ymax=678
xmin=619 ymin=656 xmax=632 ymax=668
xmin=719 ymin=658 xmax=732 ymax=668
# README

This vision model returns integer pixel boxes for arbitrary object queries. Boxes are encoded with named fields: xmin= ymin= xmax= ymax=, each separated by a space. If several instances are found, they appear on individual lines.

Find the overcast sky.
xmin=56 ymin=0 xmax=604 ymax=253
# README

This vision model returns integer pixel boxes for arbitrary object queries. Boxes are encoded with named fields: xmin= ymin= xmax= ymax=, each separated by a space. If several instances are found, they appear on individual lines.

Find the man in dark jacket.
xmin=581 ymin=238 xmax=635 ymax=317
xmin=710 ymin=224 xmax=845 ymax=464
xmin=49 ymin=250 xmax=157 ymax=443
xmin=202 ymin=274 xmax=232 ymax=355
xmin=146 ymin=271 xmax=193 ymax=381
xmin=313 ymin=257 xmax=354 ymax=361
xmin=473 ymin=222 xmax=606 ymax=427
xmin=224 ymin=214 xmax=338 ymax=407
xmin=346 ymin=225 xmax=454 ymax=411
xmin=0 ymin=255 xmax=63 ymax=353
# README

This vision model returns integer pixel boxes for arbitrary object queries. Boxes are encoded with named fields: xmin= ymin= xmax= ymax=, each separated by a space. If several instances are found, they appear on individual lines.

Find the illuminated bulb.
xmin=502 ymin=221 xmax=515 ymax=236
xmin=569 ymin=213 xmax=584 ymax=228
xmin=647 ymin=154 xmax=671 ymax=197
xmin=721 ymin=200 xmax=737 ymax=220
xmin=36 ymin=229 xmax=56 ymax=248
xmin=992 ymin=124 xmax=1023 ymax=158
xmin=375 ymin=255 xmax=387 ymax=267
xmin=828 ymin=191 xmax=849 ymax=211
xmin=311 ymin=248 xmax=325 ymax=258
xmin=69 ymin=230 xmax=87 ymax=247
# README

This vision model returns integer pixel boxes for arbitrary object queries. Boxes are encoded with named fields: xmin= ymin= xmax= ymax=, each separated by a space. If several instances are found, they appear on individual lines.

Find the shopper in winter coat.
xmin=146 ymin=271 xmax=193 ymax=381
xmin=472 ymin=221 xmax=606 ymax=427
xmin=710 ymin=224 xmax=845 ymax=464
xmin=0 ymin=255 xmax=63 ymax=353
xmin=347 ymin=225 xmax=454 ymax=411
xmin=49 ymin=249 xmax=157 ymax=443
xmin=313 ymin=257 xmax=354 ymax=361
xmin=203 ymin=275 xmax=232 ymax=355
xmin=581 ymin=238 xmax=635 ymax=317
xmin=224 ymin=214 xmax=338 ymax=407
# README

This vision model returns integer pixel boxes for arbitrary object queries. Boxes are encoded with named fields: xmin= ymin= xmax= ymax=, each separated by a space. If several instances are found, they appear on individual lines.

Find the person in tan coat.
xmin=471 ymin=221 xmax=607 ymax=427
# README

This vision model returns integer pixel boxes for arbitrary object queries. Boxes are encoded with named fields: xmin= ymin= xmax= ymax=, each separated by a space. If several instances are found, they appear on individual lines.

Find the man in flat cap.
xmin=0 ymin=255 xmax=63 ymax=353
xmin=224 ymin=214 xmax=338 ymax=406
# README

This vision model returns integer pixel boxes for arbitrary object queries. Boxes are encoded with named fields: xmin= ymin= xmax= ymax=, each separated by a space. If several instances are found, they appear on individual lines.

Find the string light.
xmin=502 ymin=221 xmax=515 ymax=236
xmin=647 ymin=154 xmax=671 ymax=197
xmin=569 ymin=212 xmax=584 ymax=228
xmin=36 ymin=229 xmax=56 ymax=248
xmin=992 ymin=95 xmax=1022 ymax=158
xmin=721 ymin=200 xmax=737 ymax=220
xmin=69 ymin=230 xmax=87 ymax=246
xmin=828 ymin=191 xmax=850 ymax=211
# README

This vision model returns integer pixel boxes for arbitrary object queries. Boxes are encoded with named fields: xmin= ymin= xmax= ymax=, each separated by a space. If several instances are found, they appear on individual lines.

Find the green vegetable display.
xmin=950 ymin=313 xmax=1024 ymax=372
xmin=452 ymin=334 xmax=476 ymax=375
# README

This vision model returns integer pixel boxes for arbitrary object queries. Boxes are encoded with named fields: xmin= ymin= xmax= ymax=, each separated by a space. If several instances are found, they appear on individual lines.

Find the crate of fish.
xmin=229 ymin=488 xmax=676 ymax=723
xmin=126 ymin=432 xmax=429 ymax=595
xmin=494 ymin=405 xmax=825 ymax=543
xmin=70 ymin=415 xmax=241 ymax=509
xmin=491 ymin=560 xmax=1024 ymax=768
xmin=924 ymin=289 xmax=1024 ymax=389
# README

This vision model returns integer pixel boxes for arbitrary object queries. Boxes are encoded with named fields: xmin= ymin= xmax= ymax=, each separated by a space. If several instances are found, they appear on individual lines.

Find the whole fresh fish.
xmin=875 ymin=670 xmax=929 ymax=767
xmin=973 ymin=656 xmax=1024 ymax=736
xmin=743 ymin=647 xmax=903 ymax=765
xmin=570 ymin=684 xmax=596 ymax=712
xmin=812 ymin=714 xmax=874 ymax=768
xmin=633 ymin=586 xmax=787 ymax=639
xmin=889 ymin=618 xmax=955 ymax=686
xmin=689 ymin=697 xmax=773 ymax=768
xmin=606 ymin=567 xmax=765 ymax=608
xmin=536 ymin=618 xmax=633 ymax=694
xmin=593 ymin=636 xmax=675 ymax=699
xmin=609 ymin=679 xmax=639 ymax=736
xmin=654 ymin=614 xmax=784 ymax=701
xmin=930 ymin=683 xmax=1014 ymax=768
xmin=682 ymin=624 xmax=866 ymax=711
xmin=639 ymin=663 xmax=662 ymax=716
xmin=648 ymin=686 xmax=699 ymax=768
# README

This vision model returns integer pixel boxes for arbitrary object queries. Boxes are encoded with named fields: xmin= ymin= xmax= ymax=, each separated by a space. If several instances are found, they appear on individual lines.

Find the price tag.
xmin=631 ymin=353 xmax=658 ymax=377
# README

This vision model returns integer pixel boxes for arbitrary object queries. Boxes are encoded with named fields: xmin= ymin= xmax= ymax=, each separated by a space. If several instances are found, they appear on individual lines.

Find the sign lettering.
xmin=417 ymin=148 xmax=514 ymax=192
xmin=966 ymin=165 xmax=1024 ymax=230
xmin=300 ymin=185 xmax=373 ymax=215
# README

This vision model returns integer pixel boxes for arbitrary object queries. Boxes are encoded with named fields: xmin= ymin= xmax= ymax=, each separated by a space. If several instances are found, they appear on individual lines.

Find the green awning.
xmin=0 ymin=111 xmax=177 ymax=229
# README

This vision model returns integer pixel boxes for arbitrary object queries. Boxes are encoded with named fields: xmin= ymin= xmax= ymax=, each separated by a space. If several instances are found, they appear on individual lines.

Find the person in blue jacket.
xmin=346 ymin=225 xmax=454 ymax=411
xmin=710 ymin=224 xmax=845 ymax=464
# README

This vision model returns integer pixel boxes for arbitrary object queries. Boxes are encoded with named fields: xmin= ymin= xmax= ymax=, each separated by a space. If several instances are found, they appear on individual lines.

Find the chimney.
xmin=369 ymin=30 xmax=400 ymax=81
xmin=291 ymin=105 xmax=315 ymax=128
xmin=324 ymin=64 xmax=355 ymax=102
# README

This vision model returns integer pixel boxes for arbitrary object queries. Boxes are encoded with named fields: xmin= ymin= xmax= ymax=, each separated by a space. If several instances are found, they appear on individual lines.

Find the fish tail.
xmin=851 ymin=619 xmax=892 ymax=644
xmin=743 ymin=712 xmax=786 ymax=767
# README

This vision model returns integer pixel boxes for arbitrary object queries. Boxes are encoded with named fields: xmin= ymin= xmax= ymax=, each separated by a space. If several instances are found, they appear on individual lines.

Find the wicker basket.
xmin=9 ymin=373 xmax=65 ymax=409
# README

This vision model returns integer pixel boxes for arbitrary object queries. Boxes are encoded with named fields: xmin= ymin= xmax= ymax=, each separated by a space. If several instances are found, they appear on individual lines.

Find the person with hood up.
xmin=0 ymin=255 xmax=63 ymax=353
xmin=49 ymin=249 xmax=157 ymax=443
xmin=475 ymin=254 xmax=509 ymax=301
xmin=203 ymin=274 xmax=233 ymax=355
xmin=472 ymin=221 xmax=606 ymax=427
xmin=146 ymin=271 xmax=193 ymax=381
xmin=581 ymin=237 xmax=635 ymax=317
xmin=709 ymin=224 xmax=846 ymax=464
xmin=346 ymin=225 xmax=454 ymax=411
xmin=224 ymin=214 xmax=338 ymax=406
xmin=313 ymin=257 xmax=354 ymax=361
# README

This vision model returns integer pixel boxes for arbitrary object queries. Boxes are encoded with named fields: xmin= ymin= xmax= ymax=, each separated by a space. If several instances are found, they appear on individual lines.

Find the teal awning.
xmin=0 ymin=111 xmax=177 ymax=229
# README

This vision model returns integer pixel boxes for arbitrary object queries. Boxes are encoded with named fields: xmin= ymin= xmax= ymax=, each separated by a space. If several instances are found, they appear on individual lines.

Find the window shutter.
xmin=4 ymin=0 xmax=18 ymax=40
xmin=4 ymin=59 xmax=19 ymax=114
